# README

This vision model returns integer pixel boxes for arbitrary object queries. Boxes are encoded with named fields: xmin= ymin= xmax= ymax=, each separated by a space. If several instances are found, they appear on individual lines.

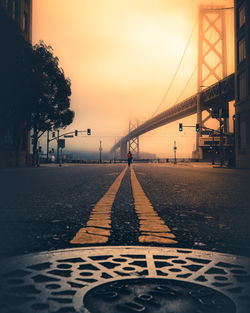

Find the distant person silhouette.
xmin=127 ymin=151 xmax=133 ymax=167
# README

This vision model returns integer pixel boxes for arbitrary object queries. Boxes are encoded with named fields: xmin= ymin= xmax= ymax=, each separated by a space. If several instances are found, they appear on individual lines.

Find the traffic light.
xmin=209 ymin=145 xmax=213 ymax=150
xmin=75 ymin=130 xmax=78 ymax=136
xmin=87 ymin=128 xmax=91 ymax=135
xmin=179 ymin=123 xmax=183 ymax=131
xmin=196 ymin=123 xmax=200 ymax=132
xmin=52 ymin=132 xmax=55 ymax=138
xmin=38 ymin=146 xmax=42 ymax=152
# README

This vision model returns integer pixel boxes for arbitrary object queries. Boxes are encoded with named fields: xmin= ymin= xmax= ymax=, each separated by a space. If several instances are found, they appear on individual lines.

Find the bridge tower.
xmin=128 ymin=119 xmax=140 ymax=159
xmin=120 ymin=140 xmax=127 ymax=160
xmin=194 ymin=4 xmax=228 ymax=159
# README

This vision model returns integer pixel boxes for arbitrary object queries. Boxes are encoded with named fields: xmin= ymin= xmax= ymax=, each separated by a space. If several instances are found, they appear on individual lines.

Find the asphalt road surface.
xmin=0 ymin=162 xmax=250 ymax=259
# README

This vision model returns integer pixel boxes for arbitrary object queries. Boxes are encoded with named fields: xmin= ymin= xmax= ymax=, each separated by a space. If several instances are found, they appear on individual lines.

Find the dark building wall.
xmin=235 ymin=0 xmax=250 ymax=168
xmin=0 ymin=0 xmax=32 ymax=42
xmin=0 ymin=0 xmax=32 ymax=167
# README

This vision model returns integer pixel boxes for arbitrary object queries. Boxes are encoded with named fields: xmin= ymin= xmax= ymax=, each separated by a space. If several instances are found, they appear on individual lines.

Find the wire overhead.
xmin=151 ymin=19 xmax=198 ymax=118
xmin=173 ymin=26 xmax=216 ymax=105
xmin=174 ymin=65 xmax=198 ymax=105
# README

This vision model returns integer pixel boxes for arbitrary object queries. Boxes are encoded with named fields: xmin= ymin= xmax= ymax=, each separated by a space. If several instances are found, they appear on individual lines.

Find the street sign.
xmin=58 ymin=139 xmax=65 ymax=148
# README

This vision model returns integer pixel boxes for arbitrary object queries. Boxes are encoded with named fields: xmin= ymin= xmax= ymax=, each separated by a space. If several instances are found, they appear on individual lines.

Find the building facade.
xmin=235 ymin=0 xmax=250 ymax=168
xmin=1 ymin=0 xmax=32 ymax=42
xmin=0 ymin=0 xmax=32 ymax=167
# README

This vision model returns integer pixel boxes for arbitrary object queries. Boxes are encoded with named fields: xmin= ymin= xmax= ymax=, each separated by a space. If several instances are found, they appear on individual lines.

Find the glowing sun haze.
xmin=33 ymin=0 xmax=234 ymax=157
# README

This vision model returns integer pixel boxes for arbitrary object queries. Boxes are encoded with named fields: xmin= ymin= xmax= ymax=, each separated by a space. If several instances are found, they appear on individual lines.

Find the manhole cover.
xmin=84 ymin=278 xmax=235 ymax=313
xmin=0 ymin=246 xmax=249 ymax=313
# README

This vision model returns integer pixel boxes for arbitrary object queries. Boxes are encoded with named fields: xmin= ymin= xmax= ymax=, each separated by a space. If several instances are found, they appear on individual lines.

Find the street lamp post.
xmin=173 ymin=141 xmax=177 ymax=164
xmin=99 ymin=141 xmax=102 ymax=164
xmin=46 ymin=129 xmax=91 ymax=164
xmin=219 ymin=108 xmax=225 ymax=166
xmin=57 ymin=129 xmax=60 ymax=164
xmin=46 ymin=130 xmax=49 ymax=162
xmin=212 ymin=130 xmax=215 ymax=165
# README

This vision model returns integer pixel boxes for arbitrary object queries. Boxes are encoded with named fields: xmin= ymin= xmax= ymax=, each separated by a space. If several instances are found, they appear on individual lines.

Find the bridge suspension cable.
xmin=151 ymin=19 xmax=198 ymax=118
xmin=173 ymin=26 xmax=216 ymax=105
xmin=174 ymin=65 xmax=198 ymax=105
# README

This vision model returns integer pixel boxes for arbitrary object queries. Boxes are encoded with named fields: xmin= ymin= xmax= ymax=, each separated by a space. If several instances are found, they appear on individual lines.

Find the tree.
xmin=29 ymin=42 xmax=74 ymax=165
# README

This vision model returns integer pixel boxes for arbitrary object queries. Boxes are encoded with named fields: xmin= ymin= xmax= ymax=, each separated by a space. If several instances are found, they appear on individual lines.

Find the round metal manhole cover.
xmin=0 ymin=246 xmax=249 ymax=313
xmin=84 ymin=278 xmax=235 ymax=313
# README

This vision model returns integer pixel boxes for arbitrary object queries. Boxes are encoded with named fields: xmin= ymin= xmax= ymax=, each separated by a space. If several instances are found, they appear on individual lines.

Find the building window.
xmin=7 ymin=0 xmax=18 ymax=21
xmin=22 ymin=12 xmax=28 ymax=33
xmin=239 ymin=4 xmax=246 ymax=28
xmin=249 ymin=68 xmax=250 ymax=96
xmin=238 ymin=71 xmax=247 ymax=100
xmin=22 ymin=128 xmax=27 ymax=150
xmin=238 ymin=38 xmax=246 ymax=63
xmin=240 ymin=120 xmax=247 ymax=149
xmin=7 ymin=0 xmax=12 ymax=16
xmin=13 ymin=0 xmax=18 ymax=21
xmin=4 ymin=127 xmax=14 ymax=146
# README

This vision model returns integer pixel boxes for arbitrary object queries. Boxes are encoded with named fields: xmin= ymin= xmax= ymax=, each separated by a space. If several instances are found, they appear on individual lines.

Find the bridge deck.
xmin=111 ymin=74 xmax=234 ymax=152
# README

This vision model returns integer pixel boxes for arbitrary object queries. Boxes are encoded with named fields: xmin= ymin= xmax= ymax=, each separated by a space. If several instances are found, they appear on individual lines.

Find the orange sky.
xmin=33 ymin=0 xmax=234 ymax=158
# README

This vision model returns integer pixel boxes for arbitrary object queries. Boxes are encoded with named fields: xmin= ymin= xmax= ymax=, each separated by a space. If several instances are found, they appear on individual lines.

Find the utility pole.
xmin=57 ymin=129 xmax=60 ymax=164
xmin=99 ymin=140 xmax=102 ymax=164
xmin=219 ymin=109 xmax=225 ymax=166
xmin=45 ymin=129 xmax=91 ymax=164
xmin=196 ymin=92 xmax=202 ymax=158
xmin=59 ymin=148 xmax=62 ymax=167
xmin=173 ymin=141 xmax=177 ymax=164
xmin=212 ymin=130 xmax=215 ymax=165
xmin=46 ymin=130 xmax=49 ymax=162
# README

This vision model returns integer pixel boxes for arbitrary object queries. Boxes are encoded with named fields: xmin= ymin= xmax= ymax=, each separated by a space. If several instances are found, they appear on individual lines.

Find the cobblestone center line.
xmin=130 ymin=166 xmax=178 ymax=244
xmin=70 ymin=166 xmax=127 ymax=244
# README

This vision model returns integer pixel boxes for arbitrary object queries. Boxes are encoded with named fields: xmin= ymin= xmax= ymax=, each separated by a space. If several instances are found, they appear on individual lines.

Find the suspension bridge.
xmin=111 ymin=4 xmax=235 ymax=161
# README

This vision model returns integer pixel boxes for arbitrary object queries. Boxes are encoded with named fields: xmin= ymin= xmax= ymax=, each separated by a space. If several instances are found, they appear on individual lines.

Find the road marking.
xmin=70 ymin=167 xmax=127 ymax=244
xmin=130 ymin=167 xmax=178 ymax=244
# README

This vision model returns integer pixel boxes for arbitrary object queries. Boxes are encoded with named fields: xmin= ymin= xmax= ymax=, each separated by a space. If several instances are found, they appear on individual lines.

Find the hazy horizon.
xmin=33 ymin=0 xmax=234 ymax=158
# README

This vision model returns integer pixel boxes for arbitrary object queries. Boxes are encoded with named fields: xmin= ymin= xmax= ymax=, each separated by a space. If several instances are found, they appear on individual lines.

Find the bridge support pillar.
xmin=194 ymin=4 xmax=227 ymax=161
xmin=128 ymin=119 xmax=140 ymax=159
xmin=192 ymin=148 xmax=203 ymax=160
xmin=129 ymin=136 xmax=139 ymax=159
xmin=194 ymin=92 xmax=203 ymax=159
xmin=120 ymin=141 xmax=127 ymax=159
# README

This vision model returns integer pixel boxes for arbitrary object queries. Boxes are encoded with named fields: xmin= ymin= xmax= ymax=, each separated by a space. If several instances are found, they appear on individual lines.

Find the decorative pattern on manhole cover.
xmin=0 ymin=247 xmax=249 ymax=313
xmin=84 ymin=278 xmax=236 ymax=313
